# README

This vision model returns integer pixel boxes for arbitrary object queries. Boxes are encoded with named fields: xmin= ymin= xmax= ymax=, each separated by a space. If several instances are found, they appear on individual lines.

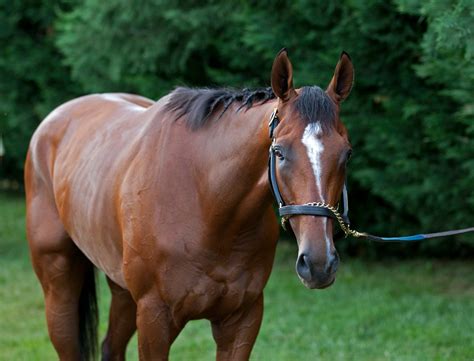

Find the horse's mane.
xmin=164 ymin=87 xmax=276 ymax=129
xmin=164 ymin=85 xmax=336 ymax=131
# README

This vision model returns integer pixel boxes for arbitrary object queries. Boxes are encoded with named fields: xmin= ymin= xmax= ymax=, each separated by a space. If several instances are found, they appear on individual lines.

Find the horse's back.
xmin=28 ymin=94 xmax=149 ymax=179
xmin=26 ymin=93 xmax=158 ymax=287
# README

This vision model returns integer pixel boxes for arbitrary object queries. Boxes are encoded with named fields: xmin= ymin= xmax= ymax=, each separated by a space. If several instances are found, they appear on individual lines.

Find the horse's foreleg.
xmin=101 ymin=277 xmax=137 ymax=361
xmin=211 ymin=294 xmax=264 ymax=361
xmin=135 ymin=295 xmax=184 ymax=361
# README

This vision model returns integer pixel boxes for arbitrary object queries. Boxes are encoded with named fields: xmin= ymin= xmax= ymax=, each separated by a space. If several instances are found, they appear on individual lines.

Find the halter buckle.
xmin=268 ymin=108 xmax=279 ymax=139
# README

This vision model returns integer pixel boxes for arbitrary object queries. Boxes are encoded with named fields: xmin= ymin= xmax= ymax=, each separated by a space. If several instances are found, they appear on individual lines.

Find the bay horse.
xmin=25 ymin=49 xmax=354 ymax=360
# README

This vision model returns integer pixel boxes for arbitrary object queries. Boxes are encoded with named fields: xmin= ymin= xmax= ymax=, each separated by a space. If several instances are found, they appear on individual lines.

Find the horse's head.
xmin=270 ymin=49 xmax=354 ymax=289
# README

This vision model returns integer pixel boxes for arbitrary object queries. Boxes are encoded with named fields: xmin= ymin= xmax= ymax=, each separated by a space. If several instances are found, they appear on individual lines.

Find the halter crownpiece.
xmin=266 ymin=108 xmax=474 ymax=241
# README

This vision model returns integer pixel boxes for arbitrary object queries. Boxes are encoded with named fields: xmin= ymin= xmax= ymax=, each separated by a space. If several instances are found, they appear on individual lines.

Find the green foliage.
xmin=1 ymin=0 xmax=472 ymax=254
xmin=55 ymin=0 xmax=244 ymax=95
xmin=0 ymin=0 xmax=80 ymax=181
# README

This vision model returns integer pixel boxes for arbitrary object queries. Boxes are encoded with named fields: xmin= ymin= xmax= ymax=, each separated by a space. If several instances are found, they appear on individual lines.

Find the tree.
xmin=0 ymin=0 xmax=80 ymax=182
xmin=1 ymin=0 xmax=472 ymax=254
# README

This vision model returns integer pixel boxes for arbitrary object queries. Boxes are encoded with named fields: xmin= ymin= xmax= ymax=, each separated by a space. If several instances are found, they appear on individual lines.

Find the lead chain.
xmin=299 ymin=202 xmax=366 ymax=238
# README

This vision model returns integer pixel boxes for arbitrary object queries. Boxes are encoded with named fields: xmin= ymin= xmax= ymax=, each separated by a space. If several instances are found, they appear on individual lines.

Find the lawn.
xmin=1 ymin=192 xmax=473 ymax=360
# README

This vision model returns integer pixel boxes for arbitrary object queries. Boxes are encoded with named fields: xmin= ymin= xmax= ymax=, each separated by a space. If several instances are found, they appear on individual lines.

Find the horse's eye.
xmin=274 ymin=147 xmax=285 ymax=160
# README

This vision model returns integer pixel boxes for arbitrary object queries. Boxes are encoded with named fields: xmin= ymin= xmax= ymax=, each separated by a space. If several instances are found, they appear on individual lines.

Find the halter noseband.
xmin=268 ymin=108 xmax=359 ymax=236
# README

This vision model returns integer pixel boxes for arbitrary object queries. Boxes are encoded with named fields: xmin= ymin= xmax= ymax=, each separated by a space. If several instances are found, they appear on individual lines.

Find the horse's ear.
xmin=271 ymin=48 xmax=296 ymax=102
xmin=326 ymin=51 xmax=354 ymax=103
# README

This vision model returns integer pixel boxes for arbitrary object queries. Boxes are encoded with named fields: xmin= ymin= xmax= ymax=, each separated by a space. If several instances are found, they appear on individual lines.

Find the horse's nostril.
xmin=296 ymin=254 xmax=312 ymax=281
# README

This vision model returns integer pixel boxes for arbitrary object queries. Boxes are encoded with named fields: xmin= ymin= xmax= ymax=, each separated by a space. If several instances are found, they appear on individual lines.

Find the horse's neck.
xmin=198 ymin=101 xmax=277 ymax=231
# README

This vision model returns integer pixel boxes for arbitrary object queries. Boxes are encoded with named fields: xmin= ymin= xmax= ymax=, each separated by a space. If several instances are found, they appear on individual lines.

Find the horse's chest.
xmin=169 ymin=263 xmax=267 ymax=321
xmin=122 ymin=204 xmax=279 ymax=321
xmin=151 ymin=240 xmax=276 ymax=321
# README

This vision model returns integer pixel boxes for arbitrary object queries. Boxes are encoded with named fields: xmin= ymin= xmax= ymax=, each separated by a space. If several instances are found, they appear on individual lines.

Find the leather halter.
xmin=267 ymin=108 xmax=474 ymax=241
xmin=267 ymin=108 xmax=351 ymax=231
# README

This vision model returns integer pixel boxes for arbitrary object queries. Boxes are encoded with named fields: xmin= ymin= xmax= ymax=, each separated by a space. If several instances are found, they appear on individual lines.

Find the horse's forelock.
xmin=295 ymin=86 xmax=336 ymax=133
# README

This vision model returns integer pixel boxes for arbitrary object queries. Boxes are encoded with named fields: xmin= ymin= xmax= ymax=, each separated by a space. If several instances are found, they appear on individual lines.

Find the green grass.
xmin=1 ymin=192 xmax=473 ymax=360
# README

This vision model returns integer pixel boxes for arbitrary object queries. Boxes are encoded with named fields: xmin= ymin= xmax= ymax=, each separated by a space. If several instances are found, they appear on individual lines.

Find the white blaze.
xmin=301 ymin=123 xmax=324 ymax=201
xmin=301 ymin=123 xmax=332 ymax=261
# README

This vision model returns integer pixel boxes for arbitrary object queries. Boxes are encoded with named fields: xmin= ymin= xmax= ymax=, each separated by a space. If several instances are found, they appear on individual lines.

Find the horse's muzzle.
xmin=296 ymin=251 xmax=339 ymax=289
